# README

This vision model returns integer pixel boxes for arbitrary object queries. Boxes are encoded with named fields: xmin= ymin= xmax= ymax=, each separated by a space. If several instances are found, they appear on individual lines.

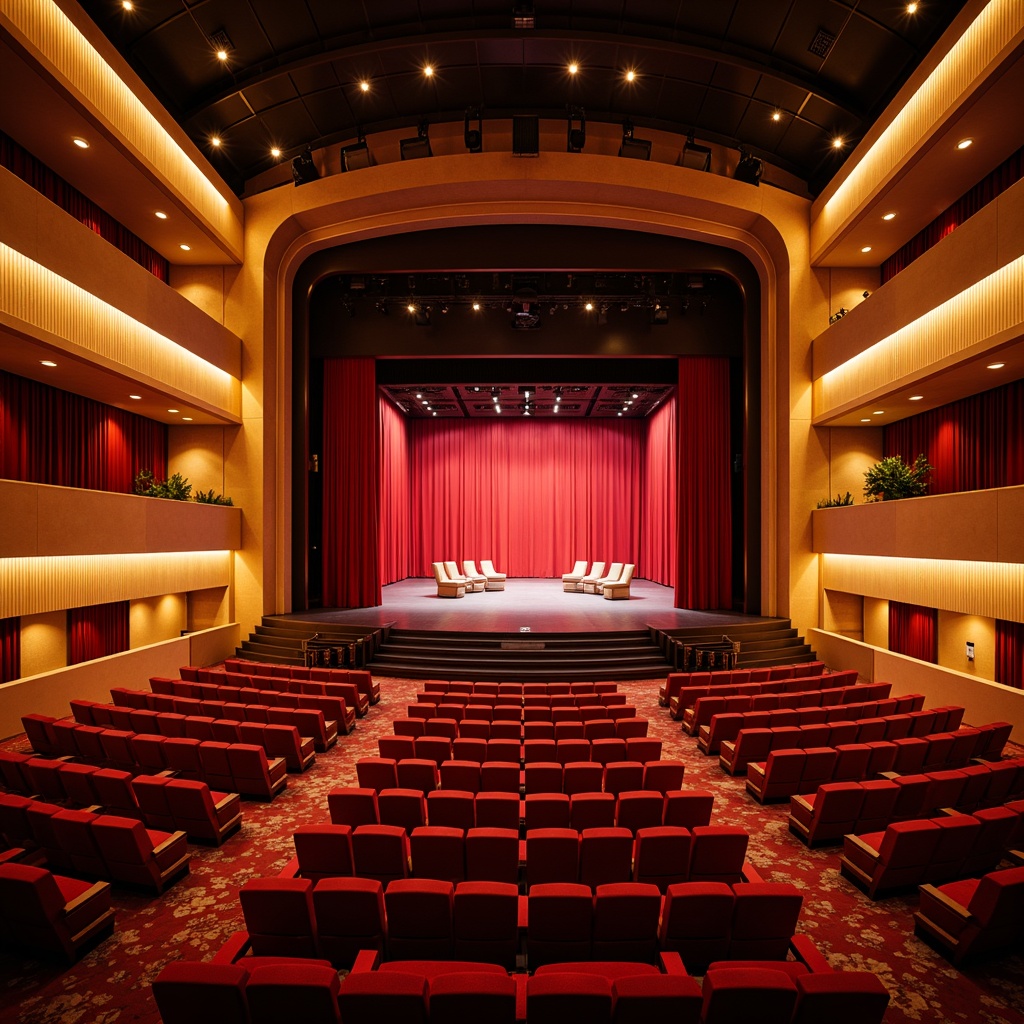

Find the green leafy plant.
xmin=816 ymin=491 xmax=854 ymax=508
xmin=863 ymin=454 xmax=932 ymax=501
xmin=135 ymin=470 xmax=232 ymax=505
xmin=193 ymin=488 xmax=234 ymax=506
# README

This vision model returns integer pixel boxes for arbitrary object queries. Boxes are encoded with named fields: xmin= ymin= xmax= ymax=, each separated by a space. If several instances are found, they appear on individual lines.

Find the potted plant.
xmin=863 ymin=454 xmax=932 ymax=501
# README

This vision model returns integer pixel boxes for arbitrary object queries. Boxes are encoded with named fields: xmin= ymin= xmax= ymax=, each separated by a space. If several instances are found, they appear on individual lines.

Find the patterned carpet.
xmin=1 ymin=675 xmax=1023 ymax=1024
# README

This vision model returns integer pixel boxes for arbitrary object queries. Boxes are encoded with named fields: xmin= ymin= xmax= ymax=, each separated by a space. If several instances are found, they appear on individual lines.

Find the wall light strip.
xmin=0 ymin=243 xmax=240 ymax=420
xmin=814 ymin=253 xmax=1024 ymax=419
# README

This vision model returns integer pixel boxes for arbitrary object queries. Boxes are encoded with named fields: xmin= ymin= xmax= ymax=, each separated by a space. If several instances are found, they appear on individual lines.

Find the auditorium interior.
xmin=1 ymin=1 xmax=1023 ymax=1022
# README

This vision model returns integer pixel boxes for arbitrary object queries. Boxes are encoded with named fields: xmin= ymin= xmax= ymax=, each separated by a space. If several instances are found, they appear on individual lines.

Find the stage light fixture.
xmin=619 ymin=120 xmax=651 ymax=160
xmin=734 ymin=149 xmax=763 ymax=186
xmin=679 ymin=132 xmax=712 ymax=171
xmin=400 ymin=123 xmax=433 ymax=160
xmin=291 ymin=147 xmax=320 ymax=185
xmin=567 ymin=105 xmax=586 ymax=152
xmin=414 ymin=306 xmax=432 ymax=326
xmin=341 ymin=131 xmax=373 ymax=171
xmin=464 ymin=108 xmax=483 ymax=152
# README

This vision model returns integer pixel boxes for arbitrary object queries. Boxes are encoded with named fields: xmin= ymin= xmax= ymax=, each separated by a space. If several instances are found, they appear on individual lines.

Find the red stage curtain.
xmin=888 ymin=601 xmax=938 ymax=664
xmin=379 ymin=395 xmax=413 ymax=585
xmin=995 ymin=619 xmax=1024 ymax=690
xmin=676 ymin=357 xmax=732 ymax=610
xmin=322 ymin=358 xmax=381 ymax=608
xmin=641 ymin=393 xmax=677 ymax=587
xmin=884 ymin=378 xmax=1024 ymax=495
xmin=409 ymin=417 xmax=643 ymax=578
xmin=0 ymin=370 xmax=167 ymax=492
xmin=1 ymin=130 xmax=169 ymax=281
xmin=881 ymin=144 xmax=1023 ymax=283
xmin=0 ymin=617 xmax=19 ymax=684
xmin=67 ymin=603 xmax=129 ymax=665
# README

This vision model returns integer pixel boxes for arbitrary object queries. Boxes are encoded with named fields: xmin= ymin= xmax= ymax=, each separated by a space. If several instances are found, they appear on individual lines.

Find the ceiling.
xmin=77 ymin=0 xmax=969 ymax=196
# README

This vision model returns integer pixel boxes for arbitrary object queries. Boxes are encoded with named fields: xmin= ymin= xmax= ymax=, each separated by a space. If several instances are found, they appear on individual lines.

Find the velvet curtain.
xmin=408 ymin=417 xmax=643 ymax=578
xmin=1 ymin=130 xmax=169 ymax=281
xmin=676 ymin=357 xmax=732 ymax=610
xmin=322 ymin=358 xmax=382 ymax=608
xmin=0 ymin=617 xmax=19 ymax=684
xmin=67 ymin=603 xmax=129 ymax=665
xmin=888 ymin=601 xmax=938 ymax=664
xmin=883 ymin=378 xmax=1024 ymax=495
xmin=881 ymin=144 xmax=1023 ymax=283
xmin=0 ymin=370 xmax=167 ymax=492
xmin=995 ymin=620 xmax=1024 ymax=690
xmin=379 ymin=396 xmax=412 ymax=585
xmin=640 ymin=393 xmax=677 ymax=587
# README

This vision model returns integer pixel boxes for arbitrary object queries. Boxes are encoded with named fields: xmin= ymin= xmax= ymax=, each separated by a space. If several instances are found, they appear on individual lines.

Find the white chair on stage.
xmin=577 ymin=562 xmax=607 ymax=594
xmin=433 ymin=562 xmax=466 ymax=598
xmin=445 ymin=561 xmax=482 ymax=592
xmin=602 ymin=563 xmax=636 ymax=600
xmin=460 ymin=560 xmax=489 ymax=592
xmin=584 ymin=562 xmax=622 ymax=594
xmin=477 ymin=560 xmax=506 ymax=591
xmin=562 ymin=560 xmax=589 ymax=592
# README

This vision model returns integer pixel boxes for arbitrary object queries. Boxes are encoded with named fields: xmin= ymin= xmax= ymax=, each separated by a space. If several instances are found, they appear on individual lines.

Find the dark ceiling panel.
xmin=696 ymin=90 xmax=749 ymax=139
xmin=241 ymin=76 xmax=300 ymax=116
xmin=824 ymin=17 xmax=916 ymax=108
xmin=728 ymin=0 xmax=792 ymax=52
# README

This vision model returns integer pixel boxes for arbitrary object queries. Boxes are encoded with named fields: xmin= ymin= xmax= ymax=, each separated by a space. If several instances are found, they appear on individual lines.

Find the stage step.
xmin=368 ymin=627 xmax=674 ymax=682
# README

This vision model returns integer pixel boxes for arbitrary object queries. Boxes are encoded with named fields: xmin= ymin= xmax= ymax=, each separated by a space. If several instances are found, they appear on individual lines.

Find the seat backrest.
xmin=384 ymin=878 xmax=455 ymax=959
xmin=312 ymin=876 xmax=386 ymax=969
xmin=791 ymin=971 xmax=890 ymax=1024
xmin=246 ymin=963 xmax=342 ymax=1024
xmin=294 ymin=824 xmax=354 ymax=878
xmin=239 ymin=876 xmax=318 ymax=958
xmin=701 ymin=967 xmax=799 ymax=1024
xmin=151 ymin=962 xmax=249 ymax=1024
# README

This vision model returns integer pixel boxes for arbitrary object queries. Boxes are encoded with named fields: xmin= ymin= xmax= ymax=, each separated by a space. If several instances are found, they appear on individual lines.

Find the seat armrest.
xmin=844 ymin=834 xmax=880 ymax=858
xmin=63 ymin=879 xmax=111 ymax=914
xmin=350 ymin=949 xmax=382 ymax=974
xmin=658 ymin=951 xmax=688 ymax=975
xmin=918 ymin=884 xmax=971 ymax=921
xmin=741 ymin=860 xmax=765 ymax=883
xmin=152 ymin=830 xmax=188 ymax=857
xmin=278 ymin=855 xmax=300 ymax=878
xmin=790 ymin=935 xmax=832 ymax=972
xmin=790 ymin=794 xmax=813 ymax=813
xmin=515 ymin=974 xmax=528 ymax=1024
xmin=213 ymin=931 xmax=252 ymax=963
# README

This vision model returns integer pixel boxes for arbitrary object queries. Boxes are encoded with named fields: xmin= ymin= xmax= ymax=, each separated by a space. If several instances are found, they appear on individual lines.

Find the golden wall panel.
xmin=0 ymin=551 xmax=231 ymax=619
xmin=821 ymin=553 xmax=1024 ymax=623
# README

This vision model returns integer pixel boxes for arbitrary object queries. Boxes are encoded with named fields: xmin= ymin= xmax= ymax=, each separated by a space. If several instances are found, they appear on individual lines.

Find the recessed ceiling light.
xmin=167 ymin=409 xmax=179 ymax=414
xmin=772 ymin=110 xmax=782 ymax=122
xmin=632 ymin=393 xmax=639 ymax=399
xmin=210 ymin=136 xmax=222 ymax=148
xmin=216 ymin=49 xmax=229 ymax=62
xmin=872 ymin=410 xmax=885 ymax=415
xmin=155 ymin=210 xmax=168 ymax=219
xmin=568 ymin=63 xmax=579 ymax=75
xmin=122 ymin=0 xmax=133 ymax=10
xmin=617 ymin=411 xmax=623 ymax=417
xmin=584 ymin=302 xmax=594 ymax=311
xmin=182 ymin=417 xmax=193 ymax=422
xmin=832 ymin=136 xmax=844 ymax=149
xmin=860 ymin=418 xmax=871 ymax=422
xmin=472 ymin=302 xmax=481 ymax=311
xmin=270 ymin=147 xmax=281 ymax=159
xmin=860 ymin=245 xmax=872 ymax=253
xmin=40 ymin=359 xmax=57 ymax=367
xmin=423 ymin=64 xmax=434 ymax=77
xmin=179 ymin=244 xmax=191 ymax=251
xmin=987 ymin=362 xmax=1005 ymax=370
xmin=129 ymin=394 xmax=142 ymax=400
xmin=72 ymin=137 xmax=89 ymax=149
xmin=882 ymin=212 xmax=896 ymax=221
xmin=624 ymin=70 xmax=636 ymax=82
xmin=909 ymin=395 xmax=924 ymax=401
xmin=359 ymin=80 xmax=370 ymax=92
xmin=906 ymin=2 xmax=918 ymax=13
xmin=956 ymin=137 xmax=973 ymax=150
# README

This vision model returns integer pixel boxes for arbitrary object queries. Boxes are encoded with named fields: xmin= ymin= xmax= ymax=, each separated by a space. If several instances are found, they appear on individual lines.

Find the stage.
xmin=284 ymin=577 xmax=770 ymax=635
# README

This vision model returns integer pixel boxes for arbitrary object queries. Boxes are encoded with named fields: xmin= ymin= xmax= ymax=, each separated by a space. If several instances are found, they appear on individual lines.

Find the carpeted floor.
xmin=1 ymin=676 xmax=1023 ymax=1024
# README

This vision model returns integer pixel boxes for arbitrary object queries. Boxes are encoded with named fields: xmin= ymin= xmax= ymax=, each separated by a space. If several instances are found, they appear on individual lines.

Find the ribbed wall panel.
xmin=812 ymin=0 xmax=1024 ymax=256
xmin=822 ymin=553 xmax=1024 ymax=623
xmin=2 ymin=0 xmax=241 ymax=259
xmin=0 ymin=551 xmax=231 ymax=619
xmin=814 ymin=254 xmax=1024 ymax=419
xmin=0 ymin=243 xmax=241 ymax=421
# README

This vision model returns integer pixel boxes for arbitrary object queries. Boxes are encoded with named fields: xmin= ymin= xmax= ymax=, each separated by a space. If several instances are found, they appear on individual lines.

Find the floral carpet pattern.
xmin=1 ymin=674 xmax=1023 ymax=1024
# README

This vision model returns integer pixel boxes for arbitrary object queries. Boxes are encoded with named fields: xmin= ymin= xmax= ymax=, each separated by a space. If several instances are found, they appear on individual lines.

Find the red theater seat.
xmin=384 ymin=878 xmax=455 ymax=960
xmin=239 ymin=877 xmax=318 ymax=958
xmin=312 ymin=876 xmax=386 ymax=968
xmin=452 ymin=880 xmax=519 ymax=968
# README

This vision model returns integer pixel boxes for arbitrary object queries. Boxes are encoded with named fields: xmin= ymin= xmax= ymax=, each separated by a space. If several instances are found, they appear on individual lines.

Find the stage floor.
xmin=286 ymin=577 xmax=771 ymax=634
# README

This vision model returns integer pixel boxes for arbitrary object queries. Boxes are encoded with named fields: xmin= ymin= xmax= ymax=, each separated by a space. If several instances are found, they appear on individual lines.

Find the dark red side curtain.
xmin=1 ymin=130 xmax=169 ymax=281
xmin=322 ymin=359 xmax=381 ymax=608
xmin=888 ymin=601 xmax=938 ymax=663
xmin=67 ymin=603 xmax=129 ymax=665
xmin=881 ymin=144 xmax=1023 ymax=283
xmin=995 ymin=619 xmax=1024 ymax=689
xmin=0 ymin=370 xmax=167 ymax=492
xmin=409 ymin=417 xmax=642 ymax=578
xmin=379 ymin=395 xmax=412 ymax=585
xmin=0 ymin=617 xmax=19 ymax=684
xmin=641 ymin=393 xmax=677 ymax=587
xmin=884 ymin=378 xmax=1024 ymax=495
xmin=676 ymin=357 xmax=732 ymax=610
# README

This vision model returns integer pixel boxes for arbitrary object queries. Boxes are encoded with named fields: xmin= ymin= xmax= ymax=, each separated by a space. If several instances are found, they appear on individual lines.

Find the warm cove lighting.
xmin=909 ymin=395 xmax=924 ymax=401
xmin=987 ymin=362 xmax=1005 ymax=369
xmin=72 ymin=137 xmax=89 ymax=149
xmin=882 ymin=212 xmax=896 ymax=221
xmin=956 ymin=137 xmax=974 ymax=150
xmin=40 ymin=360 xmax=58 ymax=367
xmin=155 ymin=211 xmax=168 ymax=220
xmin=861 ymin=245 xmax=872 ymax=253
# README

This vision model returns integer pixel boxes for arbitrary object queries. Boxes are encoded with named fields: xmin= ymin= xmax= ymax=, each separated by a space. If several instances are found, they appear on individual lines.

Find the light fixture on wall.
xmin=734 ymin=148 xmax=763 ymax=186
xmin=679 ymin=132 xmax=712 ymax=171
xmin=400 ymin=123 xmax=433 ymax=160
xmin=291 ymin=147 xmax=320 ymax=185
xmin=619 ymin=120 xmax=652 ymax=160
xmin=567 ymin=105 xmax=586 ymax=152
xmin=341 ymin=131 xmax=373 ymax=171
xmin=464 ymin=107 xmax=483 ymax=152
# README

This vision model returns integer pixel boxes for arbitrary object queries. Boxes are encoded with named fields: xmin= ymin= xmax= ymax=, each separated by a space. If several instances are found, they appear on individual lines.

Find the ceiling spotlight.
xmin=40 ymin=359 xmax=57 ymax=367
xmin=619 ymin=119 xmax=651 ymax=160
xmin=216 ymin=49 xmax=229 ymax=62
xmin=168 ymin=409 xmax=179 ymax=414
xmin=155 ymin=210 xmax=167 ymax=220
xmin=423 ymin=64 xmax=434 ymax=77
xmin=585 ymin=302 xmax=594 ymax=312
xmin=860 ymin=245 xmax=872 ymax=253
xmin=872 ymin=410 xmax=885 ymax=415
xmin=270 ymin=147 xmax=281 ymax=159
xmin=182 ymin=417 xmax=193 ymax=421
xmin=987 ymin=362 xmax=1005 ymax=370
xmin=882 ymin=212 xmax=896 ymax=221
xmin=129 ymin=394 xmax=142 ymax=400
xmin=464 ymin=107 xmax=483 ymax=153
xmin=956 ymin=137 xmax=974 ymax=150
xmin=359 ymin=80 xmax=370 ymax=92
xmin=473 ymin=302 xmax=481 ymax=311
xmin=400 ymin=122 xmax=432 ymax=160
xmin=210 ymin=29 xmax=232 ymax=61
xmin=906 ymin=2 xmax=919 ymax=13
xmin=909 ymin=395 xmax=924 ymax=401
xmin=632 ymin=393 xmax=639 ymax=399
xmin=407 ymin=303 xmax=417 ymax=314
xmin=624 ymin=69 xmax=636 ymax=83
xmin=292 ymin=146 xmax=320 ymax=184
xmin=679 ymin=132 xmax=712 ymax=172
xmin=832 ymin=136 xmax=844 ymax=149
xmin=72 ymin=137 xmax=89 ymax=149
xmin=210 ymin=136 xmax=222 ymax=148
xmin=771 ymin=110 xmax=782 ymax=122
xmin=860 ymin=418 xmax=871 ymax=422
xmin=567 ymin=105 xmax=586 ymax=152
xmin=568 ymin=62 xmax=579 ymax=75
xmin=122 ymin=1 xmax=133 ymax=9
xmin=179 ymin=244 xmax=191 ymax=251
xmin=734 ymin=149 xmax=763 ymax=186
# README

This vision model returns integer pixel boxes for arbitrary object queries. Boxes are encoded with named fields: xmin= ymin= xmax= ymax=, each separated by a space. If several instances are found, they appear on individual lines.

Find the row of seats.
xmin=721 ymin=718 xmax=1005 ymax=779
xmin=153 ymin=953 xmax=890 ymax=1024
xmin=330 ymin=786 xmax=713 ymax=835
xmin=1 ymin=801 xmax=189 ymax=893
xmin=414 ymin=693 xmax=629 ymax=710
xmin=423 ymin=680 xmax=618 ymax=696
xmin=839 ymin=807 xmax=1024 ymax=898
xmin=0 ymin=760 xmax=242 ymax=844
xmin=375 ymin=737 xmax=664 ymax=769
xmin=789 ymin=764 xmax=1024 ymax=845
xmin=410 ymin=697 xmax=631 ymax=717
xmin=395 ymin=716 xmax=649 ymax=744
xmin=149 ymin=673 xmax=367 ymax=718
xmin=680 ymin=681 xmax=896 ymax=732
xmin=197 ymin=660 xmax=381 ymax=704
xmin=231 ymin=874 xmax=790 ymax=973
xmin=698 ymin=698 xmax=928 ymax=756
xmin=659 ymin=661 xmax=830 ymax=705
xmin=106 ymin=694 xmax=333 ymax=758
xmin=667 ymin=672 xmax=859 ymax=720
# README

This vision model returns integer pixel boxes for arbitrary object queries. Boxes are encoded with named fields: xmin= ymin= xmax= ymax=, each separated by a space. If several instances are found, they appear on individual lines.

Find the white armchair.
xmin=460 ymin=560 xmax=489 ymax=592
xmin=562 ymin=560 xmax=589 ymax=592
xmin=602 ymin=563 xmax=636 ymax=599
xmin=444 ymin=560 xmax=481 ymax=592
xmin=478 ymin=559 xmax=507 ymax=591
xmin=576 ymin=562 xmax=606 ymax=593
xmin=433 ymin=562 xmax=466 ymax=598
xmin=585 ymin=562 xmax=623 ymax=594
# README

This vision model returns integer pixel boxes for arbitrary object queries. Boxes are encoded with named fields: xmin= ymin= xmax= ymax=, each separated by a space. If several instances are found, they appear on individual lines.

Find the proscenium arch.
xmin=253 ymin=153 xmax=801 ymax=621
